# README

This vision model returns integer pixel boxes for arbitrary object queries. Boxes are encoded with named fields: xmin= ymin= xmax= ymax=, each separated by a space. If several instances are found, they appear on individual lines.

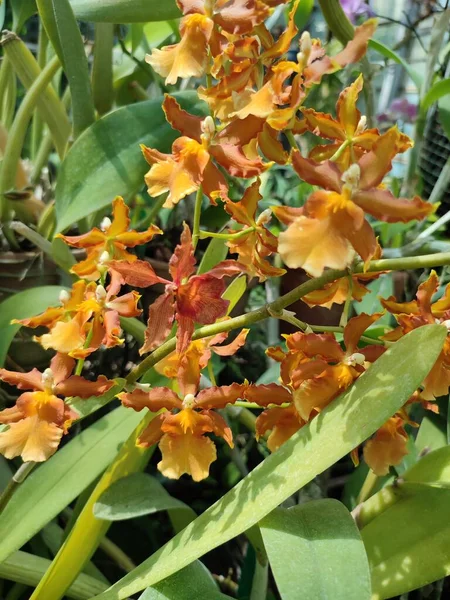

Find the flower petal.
xmin=209 ymin=143 xmax=269 ymax=178
xmin=244 ymin=383 xmax=292 ymax=407
xmin=157 ymin=431 xmax=216 ymax=481
xmin=137 ymin=414 xmax=166 ymax=447
xmin=177 ymin=275 xmax=228 ymax=324
xmin=56 ymin=375 xmax=114 ymax=399
xmin=302 ymin=108 xmax=345 ymax=141
xmin=0 ymin=415 xmax=63 ymax=462
xmin=169 ymin=223 xmax=196 ymax=283
xmin=291 ymin=151 xmax=342 ymax=191
xmin=162 ymin=94 xmax=203 ymax=141
xmin=211 ymin=328 xmax=249 ymax=356
xmin=109 ymin=260 xmax=168 ymax=288
xmin=256 ymin=405 xmax=304 ymax=451
xmin=195 ymin=382 xmax=246 ymax=409
xmin=336 ymin=74 xmax=363 ymax=135
xmin=107 ymin=196 xmax=130 ymax=237
xmin=140 ymin=290 xmax=176 ymax=355
xmin=343 ymin=312 xmax=383 ymax=354
xmin=354 ymin=189 xmax=433 ymax=223
xmin=0 ymin=368 xmax=43 ymax=391
xmin=37 ymin=319 xmax=85 ymax=355
xmin=50 ymin=353 xmax=76 ymax=385
xmin=119 ymin=387 xmax=182 ymax=412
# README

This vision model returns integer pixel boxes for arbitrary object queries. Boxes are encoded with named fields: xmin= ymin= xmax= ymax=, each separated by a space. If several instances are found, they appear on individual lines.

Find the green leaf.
xmin=369 ymin=39 xmax=422 ymax=90
xmin=361 ymin=447 xmax=450 ymax=599
xmin=55 ymin=92 xmax=207 ymax=232
xmin=223 ymin=275 xmax=247 ymax=314
xmin=69 ymin=0 xmax=181 ymax=22
xmin=0 ymin=406 xmax=143 ymax=563
xmin=260 ymin=499 xmax=371 ymax=600
xmin=37 ymin=0 xmax=95 ymax=137
xmin=0 ymin=0 xmax=6 ymax=30
xmin=94 ymin=473 xmax=196 ymax=522
xmin=11 ymin=0 xmax=36 ymax=31
xmin=421 ymin=78 xmax=450 ymax=111
xmin=197 ymin=237 xmax=229 ymax=275
xmin=438 ymin=93 xmax=450 ymax=141
xmin=0 ymin=550 xmax=107 ymax=599
xmin=416 ymin=412 xmax=448 ymax=454
xmin=292 ymin=0 xmax=314 ymax=31
xmin=91 ymin=324 xmax=446 ymax=600
xmin=29 ymin=414 xmax=154 ymax=600
xmin=354 ymin=274 xmax=393 ymax=325
xmin=139 ymin=562 xmax=232 ymax=600
xmin=0 ymin=286 xmax=63 ymax=367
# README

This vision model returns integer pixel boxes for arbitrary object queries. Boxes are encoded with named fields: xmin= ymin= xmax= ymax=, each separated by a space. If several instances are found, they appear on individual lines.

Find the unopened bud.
xmin=59 ymin=289 xmax=70 ymax=304
xmin=95 ymin=284 xmax=107 ymax=302
xmin=100 ymin=217 xmax=112 ymax=232
xmin=341 ymin=163 xmax=360 ymax=189
xmin=201 ymin=116 xmax=215 ymax=144
xmin=42 ymin=368 xmax=55 ymax=391
xmin=300 ymin=31 xmax=312 ymax=56
xmin=99 ymin=250 xmax=110 ymax=265
xmin=346 ymin=352 xmax=366 ymax=366
xmin=441 ymin=319 xmax=450 ymax=331
xmin=355 ymin=115 xmax=367 ymax=135
xmin=183 ymin=393 xmax=196 ymax=408
xmin=257 ymin=208 xmax=272 ymax=226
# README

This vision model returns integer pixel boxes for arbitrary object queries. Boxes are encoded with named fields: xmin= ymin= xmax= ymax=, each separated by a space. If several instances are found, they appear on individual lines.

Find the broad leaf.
xmin=292 ymin=0 xmax=314 ymax=31
xmin=0 ymin=406 xmax=143 ymax=563
xmin=94 ymin=472 xmax=196 ymax=522
xmin=260 ymin=500 xmax=371 ymax=600
xmin=12 ymin=0 xmax=36 ymax=31
xmin=361 ymin=447 xmax=450 ymax=599
xmin=0 ymin=550 xmax=107 ymax=599
xmin=421 ymin=78 xmax=450 ymax=111
xmin=0 ymin=286 xmax=63 ymax=367
xmin=223 ymin=275 xmax=247 ymax=314
xmin=197 ymin=237 xmax=229 ymax=275
xmin=69 ymin=0 xmax=180 ymax=22
xmin=29 ymin=415 xmax=154 ymax=600
xmin=55 ymin=92 xmax=207 ymax=232
xmin=91 ymin=324 xmax=445 ymax=600
xmin=139 ymin=562 xmax=232 ymax=600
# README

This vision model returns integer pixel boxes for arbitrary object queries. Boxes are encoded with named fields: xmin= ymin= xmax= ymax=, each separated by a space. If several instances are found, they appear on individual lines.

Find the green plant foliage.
xmin=91 ymin=324 xmax=445 ymax=600
xmin=361 ymin=447 xmax=450 ymax=598
xmin=36 ymin=0 xmax=95 ymax=137
xmin=197 ymin=237 xmax=229 ymax=275
xmin=11 ymin=0 xmax=36 ymax=31
xmin=368 ymin=40 xmax=422 ymax=90
xmin=0 ymin=406 xmax=143 ymax=563
xmin=55 ymin=92 xmax=207 ymax=232
xmin=260 ymin=499 xmax=371 ymax=600
xmin=0 ymin=285 xmax=63 ymax=367
xmin=69 ymin=0 xmax=181 ymax=23
xmin=139 ymin=562 xmax=233 ymax=600
xmin=94 ymin=472 xmax=196 ymax=522
xmin=0 ymin=550 xmax=107 ymax=599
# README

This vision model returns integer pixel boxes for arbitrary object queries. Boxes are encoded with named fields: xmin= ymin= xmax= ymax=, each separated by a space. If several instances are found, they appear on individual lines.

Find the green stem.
xmin=75 ymin=327 xmax=95 ymax=375
xmin=285 ymin=130 xmax=299 ymax=151
xmin=329 ymin=140 xmax=350 ymax=162
xmin=0 ymin=462 xmax=36 ymax=514
xmin=0 ymin=53 xmax=61 ymax=222
xmin=98 ymin=537 xmax=136 ymax=573
xmin=357 ymin=469 xmax=379 ymax=504
xmin=199 ymin=228 xmax=250 ymax=241
xmin=339 ymin=275 xmax=353 ymax=328
xmin=127 ymin=251 xmax=450 ymax=384
xmin=136 ymin=193 xmax=168 ymax=230
xmin=192 ymin=186 xmax=204 ymax=250
xmin=31 ymin=24 xmax=49 ymax=159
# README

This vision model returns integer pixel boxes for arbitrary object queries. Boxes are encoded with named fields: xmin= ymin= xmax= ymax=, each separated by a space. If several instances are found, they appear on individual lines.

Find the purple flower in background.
xmin=340 ymin=0 xmax=374 ymax=23
xmin=378 ymin=98 xmax=418 ymax=124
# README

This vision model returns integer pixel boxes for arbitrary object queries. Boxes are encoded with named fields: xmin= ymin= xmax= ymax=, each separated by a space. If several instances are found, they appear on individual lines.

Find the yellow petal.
xmin=0 ymin=415 xmax=63 ymax=462
xmin=157 ymin=432 xmax=217 ymax=482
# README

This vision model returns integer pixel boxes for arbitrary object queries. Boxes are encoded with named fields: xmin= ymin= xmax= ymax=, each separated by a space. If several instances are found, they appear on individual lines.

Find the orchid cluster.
xmin=0 ymin=0 xmax=445 ymax=482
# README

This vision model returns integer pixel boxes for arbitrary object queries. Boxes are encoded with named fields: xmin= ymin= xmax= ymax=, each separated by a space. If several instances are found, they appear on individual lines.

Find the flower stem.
xmin=285 ymin=130 xmax=299 ymax=151
xmin=329 ymin=140 xmax=350 ymax=163
xmin=199 ymin=228 xmax=250 ymax=241
xmin=0 ymin=462 xmax=36 ymax=514
xmin=127 ymin=251 xmax=450 ymax=384
xmin=75 ymin=327 xmax=95 ymax=376
xmin=192 ymin=186 xmax=204 ymax=251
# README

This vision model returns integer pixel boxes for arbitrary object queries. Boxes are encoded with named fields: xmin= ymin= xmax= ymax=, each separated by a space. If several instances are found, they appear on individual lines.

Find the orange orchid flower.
xmin=57 ymin=197 xmax=161 ymax=280
xmin=362 ymin=416 xmax=409 ymax=476
xmin=14 ymin=280 xmax=141 ymax=358
xmin=146 ymin=0 xmax=289 ymax=84
xmin=118 ymin=358 xmax=246 ymax=481
xmin=224 ymin=179 xmax=286 ymax=281
xmin=278 ymin=128 xmax=433 ymax=276
xmin=245 ymin=313 xmax=384 ymax=450
xmin=381 ymin=271 xmax=450 ymax=399
xmin=302 ymin=74 xmax=384 ymax=171
xmin=142 ymin=96 xmax=269 ymax=208
xmin=0 ymin=354 xmax=114 ymax=462
xmin=109 ymin=223 xmax=244 ymax=355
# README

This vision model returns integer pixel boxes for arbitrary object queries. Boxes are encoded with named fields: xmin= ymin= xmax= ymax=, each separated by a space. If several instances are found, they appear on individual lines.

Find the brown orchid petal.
xmin=336 ymin=74 xmax=363 ymax=135
xmin=119 ymin=387 xmax=182 ymax=412
xmin=115 ymin=224 xmax=162 ymax=247
xmin=210 ymin=143 xmax=269 ymax=178
xmin=12 ymin=307 xmax=65 ymax=329
xmin=50 ymin=353 xmax=76 ymax=385
xmin=137 ymin=414 xmax=166 ymax=447
xmin=225 ymin=178 xmax=260 ymax=225
xmin=357 ymin=126 xmax=404 ymax=190
xmin=140 ymin=290 xmax=176 ymax=355
xmin=169 ymin=223 xmax=197 ymax=283
xmin=302 ymin=108 xmax=345 ymax=141
xmin=109 ymin=260 xmax=168 ymax=288
xmin=56 ymin=375 xmax=114 ymax=399
xmin=177 ymin=276 xmax=228 ymax=324
xmin=244 ymin=383 xmax=292 ymax=407
xmin=103 ymin=310 xmax=123 ymax=347
xmin=162 ymin=94 xmax=203 ymax=141
xmin=107 ymin=197 xmax=130 ymax=237
xmin=258 ymin=124 xmax=289 ymax=164
xmin=217 ymin=115 xmax=264 ymax=146
xmin=106 ymin=291 xmax=142 ymax=318
xmin=258 ymin=405 xmax=304 ymax=452
xmin=363 ymin=417 xmax=408 ymax=476
xmin=176 ymin=315 xmax=195 ymax=355
xmin=354 ymin=189 xmax=433 ymax=223
xmin=343 ymin=312 xmax=383 ymax=354
xmin=204 ymin=410 xmax=234 ymax=447
xmin=201 ymin=161 xmax=229 ymax=204
xmin=291 ymin=151 xmax=342 ymax=192
xmin=0 ymin=368 xmax=43 ymax=391
xmin=339 ymin=217 xmax=377 ymax=268
xmin=0 ymin=404 xmax=25 ymax=424
xmin=56 ymin=228 xmax=105 ymax=249
xmin=177 ymin=353 xmax=201 ymax=397
xmin=272 ymin=205 xmax=304 ymax=225
xmin=212 ymin=328 xmax=249 ymax=356
xmin=214 ymin=0 xmax=270 ymax=35
xmin=195 ymin=382 xmax=246 ymax=409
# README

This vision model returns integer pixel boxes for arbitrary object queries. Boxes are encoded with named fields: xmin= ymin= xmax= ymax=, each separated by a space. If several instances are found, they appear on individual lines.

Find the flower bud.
xmin=59 ymin=289 xmax=70 ymax=305
xmin=355 ymin=115 xmax=367 ymax=135
xmin=99 ymin=250 xmax=110 ymax=264
xmin=257 ymin=208 xmax=272 ymax=226
xmin=95 ymin=284 xmax=107 ymax=302
xmin=42 ymin=368 xmax=55 ymax=392
xmin=183 ymin=393 xmax=196 ymax=408
xmin=100 ymin=217 xmax=112 ymax=232
xmin=341 ymin=163 xmax=360 ymax=190
xmin=201 ymin=116 xmax=215 ymax=144
xmin=346 ymin=352 xmax=366 ymax=366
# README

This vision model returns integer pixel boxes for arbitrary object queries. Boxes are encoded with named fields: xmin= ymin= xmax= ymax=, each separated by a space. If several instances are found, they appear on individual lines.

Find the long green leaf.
xmin=91 ymin=324 xmax=446 ymax=600
xmin=0 ymin=406 xmax=143 ymax=563
xmin=0 ymin=286 xmax=63 ymax=367
xmin=139 ymin=562 xmax=232 ymax=600
xmin=30 ymin=414 xmax=154 ymax=600
xmin=361 ymin=447 xmax=450 ymax=599
xmin=260 ymin=500 xmax=371 ymax=600
xmin=69 ymin=0 xmax=180 ymax=23
xmin=94 ymin=472 xmax=196 ymax=522
xmin=0 ymin=550 xmax=107 ymax=599
xmin=368 ymin=39 xmax=422 ymax=90
xmin=421 ymin=78 xmax=450 ymax=111
xmin=37 ymin=0 xmax=95 ymax=137
xmin=55 ymin=92 xmax=207 ymax=232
